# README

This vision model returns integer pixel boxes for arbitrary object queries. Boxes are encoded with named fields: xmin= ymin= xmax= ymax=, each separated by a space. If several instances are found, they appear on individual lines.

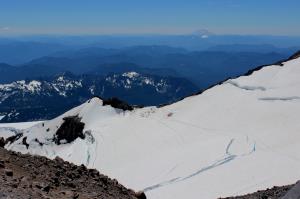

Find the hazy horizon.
xmin=1 ymin=0 xmax=300 ymax=36
xmin=2 ymin=32 xmax=300 ymax=38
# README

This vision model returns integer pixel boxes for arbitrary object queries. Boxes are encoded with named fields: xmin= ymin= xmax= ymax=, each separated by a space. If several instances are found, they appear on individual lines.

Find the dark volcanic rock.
xmin=5 ymin=133 xmax=23 ymax=145
xmin=282 ymin=181 xmax=300 ymax=199
xmin=103 ymin=97 xmax=134 ymax=111
xmin=0 ymin=160 xmax=5 ymax=168
xmin=0 ymin=147 xmax=144 ymax=199
xmin=0 ymin=137 xmax=5 ymax=148
xmin=22 ymin=136 xmax=30 ymax=149
xmin=221 ymin=184 xmax=294 ymax=199
xmin=54 ymin=115 xmax=85 ymax=145
xmin=135 ymin=191 xmax=147 ymax=199
xmin=4 ymin=169 xmax=13 ymax=176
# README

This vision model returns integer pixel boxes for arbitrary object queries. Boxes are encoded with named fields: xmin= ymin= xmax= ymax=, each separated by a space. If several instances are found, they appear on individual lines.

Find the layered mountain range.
xmin=0 ymin=45 xmax=287 ymax=89
xmin=0 ymin=71 xmax=197 ymax=122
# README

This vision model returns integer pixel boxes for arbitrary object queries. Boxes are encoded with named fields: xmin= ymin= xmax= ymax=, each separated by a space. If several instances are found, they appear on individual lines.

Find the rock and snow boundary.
xmin=1 ymin=51 xmax=300 ymax=199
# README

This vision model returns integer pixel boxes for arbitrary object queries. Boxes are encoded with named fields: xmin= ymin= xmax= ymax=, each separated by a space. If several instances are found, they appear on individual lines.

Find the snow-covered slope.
xmin=1 ymin=54 xmax=300 ymax=199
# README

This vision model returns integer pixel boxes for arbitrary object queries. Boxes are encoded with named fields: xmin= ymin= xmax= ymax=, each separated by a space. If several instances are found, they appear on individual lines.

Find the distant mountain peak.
xmin=192 ymin=29 xmax=214 ymax=38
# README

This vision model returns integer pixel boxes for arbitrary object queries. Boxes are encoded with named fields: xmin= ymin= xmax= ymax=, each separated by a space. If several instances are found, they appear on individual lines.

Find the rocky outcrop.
xmin=3 ymin=133 xmax=23 ymax=146
xmin=103 ymin=97 xmax=134 ymax=111
xmin=0 ymin=137 xmax=5 ymax=148
xmin=0 ymin=147 xmax=145 ymax=199
xmin=53 ymin=116 xmax=85 ymax=145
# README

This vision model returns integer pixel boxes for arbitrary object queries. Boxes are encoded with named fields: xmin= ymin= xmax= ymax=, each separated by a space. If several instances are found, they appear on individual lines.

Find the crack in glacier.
xmin=259 ymin=96 xmax=300 ymax=101
xmin=143 ymin=138 xmax=256 ymax=193
xmin=227 ymin=81 xmax=266 ymax=91
xmin=143 ymin=155 xmax=237 ymax=192
xmin=226 ymin=139 xmax=235 ymax=155
xmin=143 ymin=177 xmax=181 ymax=192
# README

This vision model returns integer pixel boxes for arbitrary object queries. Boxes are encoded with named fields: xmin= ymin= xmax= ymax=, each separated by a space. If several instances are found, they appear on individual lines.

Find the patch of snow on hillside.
xmin=27 ymin=80 xmax=42 ymax=92
xmin=0 ymin=80 xmax=42 ymax=93
xmin=122 ymin=71 xmax=139 ymax=78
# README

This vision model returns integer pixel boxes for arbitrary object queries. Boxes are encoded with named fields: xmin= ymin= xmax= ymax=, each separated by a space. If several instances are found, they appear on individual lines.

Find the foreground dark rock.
xmin=221 ymin=184 xmax=295 ymax=199
xmin=281 ymin=181 xmax=300 ymax=199
xmin=0 ymin=147 xmax=144 ymax=199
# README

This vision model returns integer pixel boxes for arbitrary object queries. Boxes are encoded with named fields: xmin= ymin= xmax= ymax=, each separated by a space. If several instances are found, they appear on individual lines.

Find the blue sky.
xmin=0 ymin=0 xmax=299 ymax=35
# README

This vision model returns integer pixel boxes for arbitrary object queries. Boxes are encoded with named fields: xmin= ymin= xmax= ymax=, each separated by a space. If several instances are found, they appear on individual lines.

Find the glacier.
xmin=1 ymin=54 xmax=300 ymax=199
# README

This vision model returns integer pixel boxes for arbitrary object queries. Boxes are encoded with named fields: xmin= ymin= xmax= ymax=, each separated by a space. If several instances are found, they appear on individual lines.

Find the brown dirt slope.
xmin=0 ymin=147 xmax=146 ymax=199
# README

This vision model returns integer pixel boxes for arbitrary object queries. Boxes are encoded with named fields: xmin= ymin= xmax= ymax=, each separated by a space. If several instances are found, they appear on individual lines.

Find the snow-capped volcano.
xmin=1 ymin=52 xmax=300 ymax=199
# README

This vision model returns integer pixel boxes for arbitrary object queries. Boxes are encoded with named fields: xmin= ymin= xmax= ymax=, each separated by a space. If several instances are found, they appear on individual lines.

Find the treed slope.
xmin=0 ymin=147 xmax=145 ymax=199
xmin=1 ymin=51 xmax=300 ymax=199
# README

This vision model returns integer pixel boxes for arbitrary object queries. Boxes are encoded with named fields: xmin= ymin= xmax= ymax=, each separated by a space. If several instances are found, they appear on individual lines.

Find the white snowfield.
xmin=1 ymin=57 xmax=300 ymax=199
